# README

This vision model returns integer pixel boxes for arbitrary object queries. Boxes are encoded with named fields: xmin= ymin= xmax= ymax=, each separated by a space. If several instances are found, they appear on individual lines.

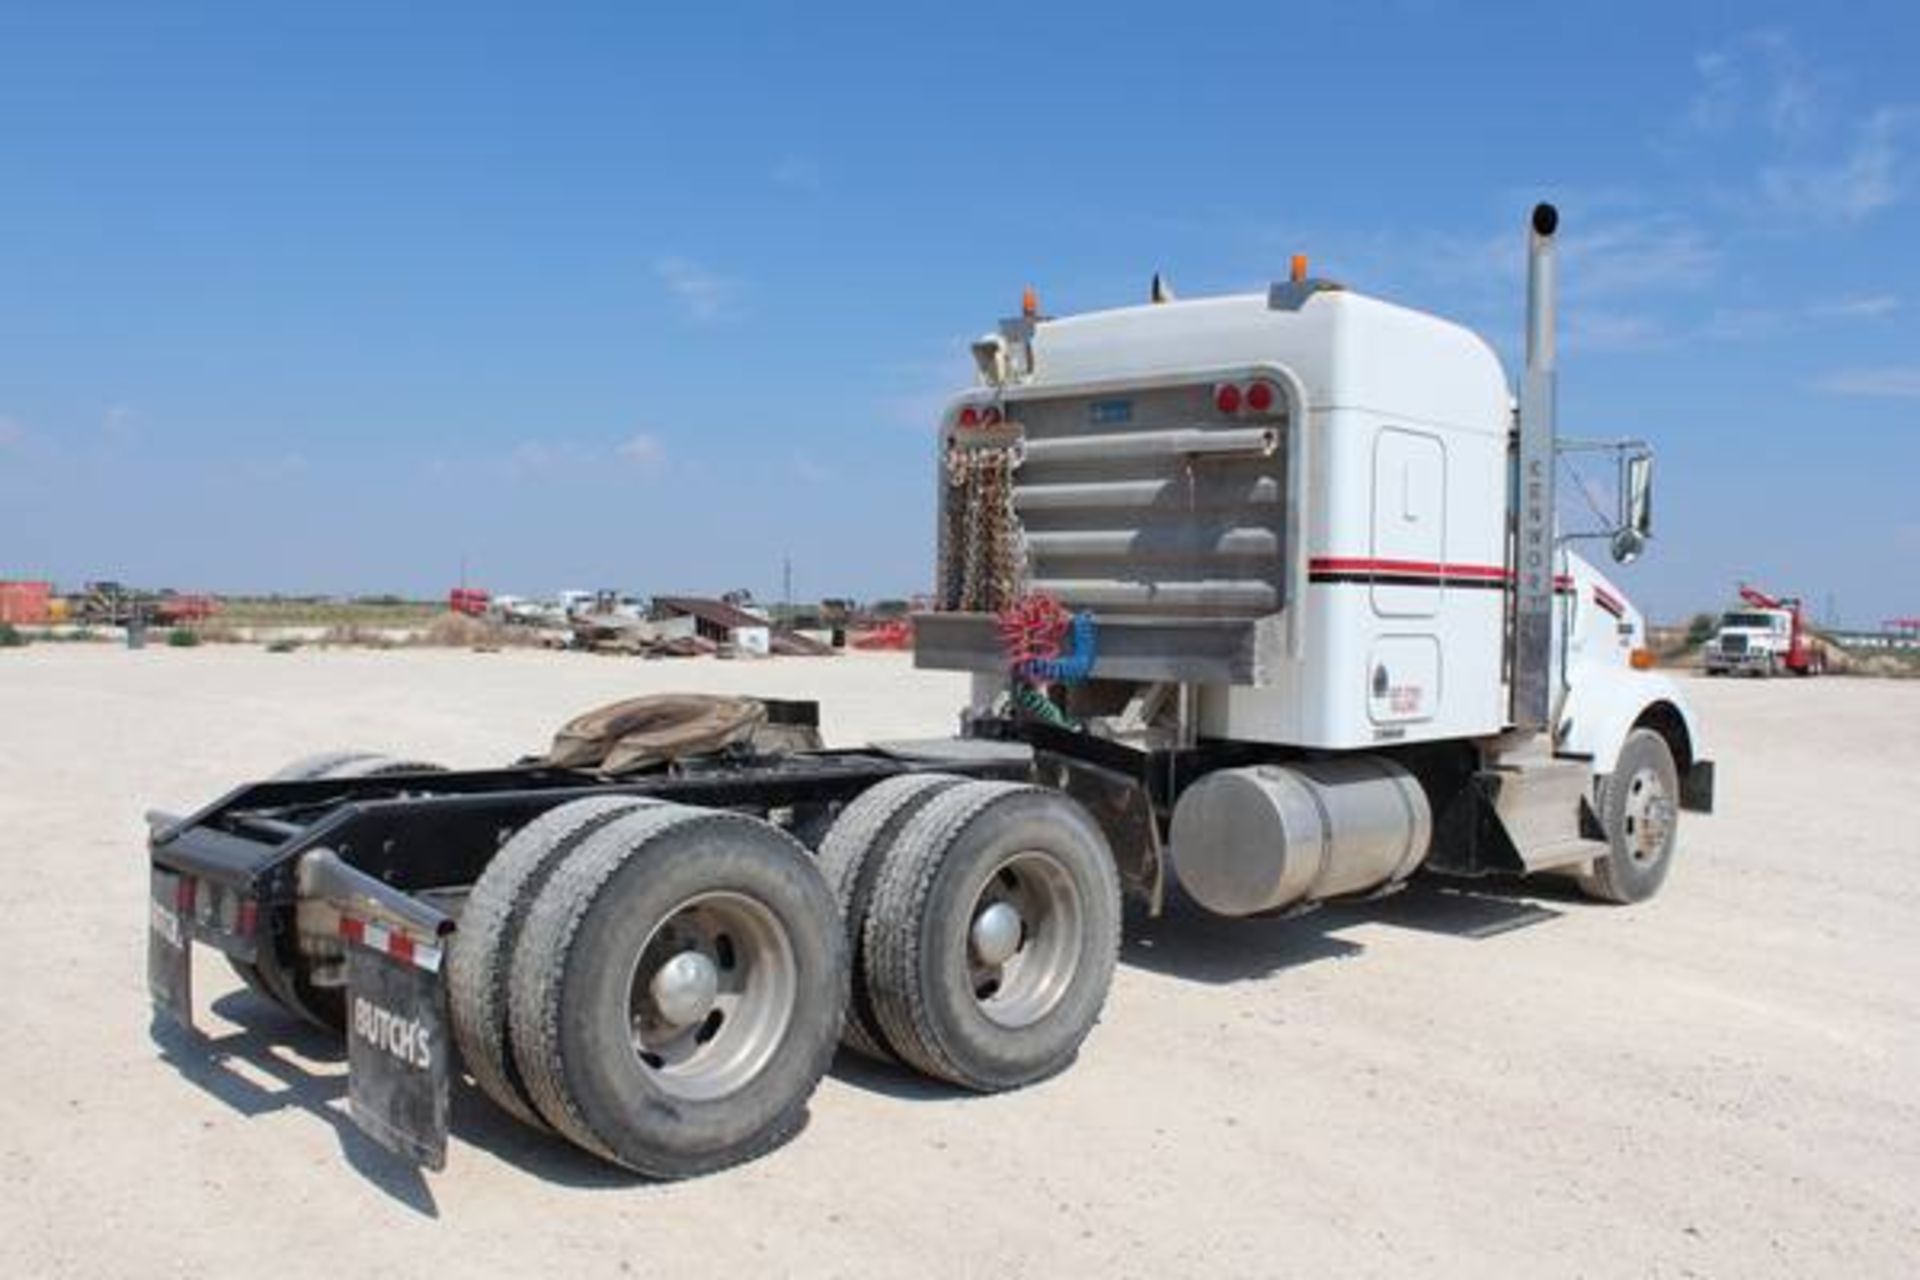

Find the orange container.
xmin=0 ymin=580 xmax=53 ymax=625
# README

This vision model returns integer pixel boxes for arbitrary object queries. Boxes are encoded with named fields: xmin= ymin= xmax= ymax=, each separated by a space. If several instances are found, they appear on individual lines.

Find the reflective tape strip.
xmin=340 ymin=915 xmax=444 ymax=974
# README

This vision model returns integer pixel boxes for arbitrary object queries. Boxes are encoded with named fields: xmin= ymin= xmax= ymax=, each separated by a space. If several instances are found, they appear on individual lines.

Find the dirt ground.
xmin=1 ymin=646 xmax=1915 ymax=1278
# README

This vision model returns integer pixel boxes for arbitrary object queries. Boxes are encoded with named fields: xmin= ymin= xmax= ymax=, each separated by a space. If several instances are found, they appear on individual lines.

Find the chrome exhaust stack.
xmin=1511 ymin=203 xmax=1560 ymax=733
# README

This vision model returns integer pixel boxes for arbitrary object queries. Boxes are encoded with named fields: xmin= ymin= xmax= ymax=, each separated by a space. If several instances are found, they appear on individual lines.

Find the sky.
xmin=1 ymin=2 xmax=1916 ymax=624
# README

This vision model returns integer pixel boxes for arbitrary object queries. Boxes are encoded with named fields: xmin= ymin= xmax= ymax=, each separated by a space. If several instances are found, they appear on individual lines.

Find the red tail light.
xmin=1213 ymin=383 xmax=1242 ymax=415
xmin=958 ymin=406 xmax=980 ymax=428
xmin=1245 ymin=379 xmax=1276 ymax=413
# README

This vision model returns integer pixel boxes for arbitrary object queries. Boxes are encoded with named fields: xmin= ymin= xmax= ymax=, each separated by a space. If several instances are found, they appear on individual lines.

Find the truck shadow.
xmin=158 ymin=879 xmax=1573 ymax=1165
xmin=828 ymin=877 xmax=1572 ymax=1101
xmin=148 ymin=991 xmax=716 ymax=1201
xmin=149 ymin=1000 xmax=442 ymax=1215
xmin=1120 ymin=876 xmax=1568 ymax=986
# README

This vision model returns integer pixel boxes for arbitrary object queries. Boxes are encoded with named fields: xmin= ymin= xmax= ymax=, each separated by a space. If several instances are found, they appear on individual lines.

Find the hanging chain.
xmin=946 ymin=442 xmax=1023 ymax=612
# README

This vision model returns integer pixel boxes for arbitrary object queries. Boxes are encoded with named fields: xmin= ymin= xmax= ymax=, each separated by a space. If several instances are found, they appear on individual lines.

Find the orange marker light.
xmin=1021 ymin=285 xmax=1039 ymax=318
xmin=1630 ymin=647 xmax=1656 ymax=670
xmin=1290 ymin=254 xmax=1308 ymax=283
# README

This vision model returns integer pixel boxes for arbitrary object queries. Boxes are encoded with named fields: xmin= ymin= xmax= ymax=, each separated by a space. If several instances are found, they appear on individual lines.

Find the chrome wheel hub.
xmin=970 ymin=901 xmax=1024 ymax=968
xmin=968 ymin=851 xmax=1083 ymax=1030
xmin=627 ymin=891 xmax=796 ymax=1102
xmin=1622 ymin=767 xmax=1673 ymax=863
xmin=650 ymin=950 xmax=721 ymax=1028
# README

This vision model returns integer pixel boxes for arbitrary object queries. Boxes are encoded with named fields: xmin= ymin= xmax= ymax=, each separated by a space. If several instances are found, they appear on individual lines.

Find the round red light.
xmin=1214 ymin=383 xmax=1243 ymax=415
xmin=958 ymin=406 xmax=980 ymax=427
xmin=980 ymin=405 xmax=1002 ymax=426
xmin=1246 ymin=380 xmax=1276 ymax=414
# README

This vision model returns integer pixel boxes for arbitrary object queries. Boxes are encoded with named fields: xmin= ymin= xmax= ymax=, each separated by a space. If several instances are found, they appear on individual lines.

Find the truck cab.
xmin=1703 ymin=609 xmax=1792 ymax=675
xmin=917 ymin=205 xmax=1713 ymax=915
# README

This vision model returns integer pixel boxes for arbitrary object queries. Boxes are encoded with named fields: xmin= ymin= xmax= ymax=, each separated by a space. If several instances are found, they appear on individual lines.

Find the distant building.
xmin=1829 ymin=628 xmax=1920 ymax=652
xmin=0 ymin=580 xmax=52 ymax=625
xmin=651 ymin=596 xmax=772 ymax=656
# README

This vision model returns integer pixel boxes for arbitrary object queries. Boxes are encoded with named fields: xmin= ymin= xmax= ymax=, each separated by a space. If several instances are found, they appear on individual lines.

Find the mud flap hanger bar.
xmin=297 ymin=849 xmax=459 ymax=1170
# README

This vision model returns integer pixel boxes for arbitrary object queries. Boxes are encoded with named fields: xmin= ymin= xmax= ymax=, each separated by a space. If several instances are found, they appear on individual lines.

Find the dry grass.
xmin=215 ymin=597 xmax=441 ymax=628
xmin=413 ymin=614 xmax=546 ymax=649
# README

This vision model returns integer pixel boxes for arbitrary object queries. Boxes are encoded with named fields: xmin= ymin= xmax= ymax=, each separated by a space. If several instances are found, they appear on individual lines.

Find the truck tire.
xmin=269 ymin=750 xmax=382 ymax=781
xmin=815 ymin=772 xmax=968 ymax=1061
xmin=232 ymin=751 xmax=447 ymax=1029
xmin=1578 ymin=728 xmax=1680 ymax=905
xmin=317 ymin=755 xmax=448 ymax=779
xmin=449 ymin=795 xmax=658 ymax=1130
xmin=863 ymin=782 xmax=1121 ymax=1092
xmin=508 ymin=806 xmax=846 ymax=1177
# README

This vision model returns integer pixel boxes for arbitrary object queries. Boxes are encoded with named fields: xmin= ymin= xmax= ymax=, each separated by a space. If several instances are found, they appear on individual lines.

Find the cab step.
xmin=1479 ymin=751 xmax=1606 ymax=873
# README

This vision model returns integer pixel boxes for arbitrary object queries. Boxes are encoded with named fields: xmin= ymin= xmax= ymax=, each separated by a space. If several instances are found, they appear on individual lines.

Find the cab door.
xmin=1370 ymin=427 xmax=1446 ymax=618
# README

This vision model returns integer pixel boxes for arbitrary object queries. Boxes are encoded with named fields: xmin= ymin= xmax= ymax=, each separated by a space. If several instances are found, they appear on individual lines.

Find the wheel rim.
xmin=1621 ymin=766 xmax=1673 ymax=865
xmin=967 ymin=851 xmax=1083 ymax=1029
xmin=625 ymin=891 xmax=796 ymax=1102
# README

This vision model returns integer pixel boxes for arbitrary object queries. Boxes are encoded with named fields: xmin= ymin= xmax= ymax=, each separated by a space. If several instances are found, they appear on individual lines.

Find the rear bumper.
xmin=148 ymin=833 xmax=458 ymax=1170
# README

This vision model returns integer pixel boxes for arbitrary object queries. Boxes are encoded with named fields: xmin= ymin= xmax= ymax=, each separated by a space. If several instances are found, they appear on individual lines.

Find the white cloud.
xmin=790 ymin=451 xmax=832 ymax=484
xmin=102 ymin=403 xmax=140 ymax=444
xmin=1678 ymin=31 xmax=1911 ymax=224
xmin=1703 ymin=294 xmax=1897 ymax=342
xmin=1809 ymin=293 xmax=1899 ymax=319
xmin=1686 ymin=48 xmax=1741 ymax=135
xmin=1684 ymin=30 xmax=1821 ymax=141
xmin=1563 ymin=311 xmax=1667 ymax=353
xmin=500 ymin=439 xmax=594 ymax=477
xmin=654 ymin=257 xmax=742 ymax=322
xmin=616 ymin=432 xmax=665 ymax=467
xmin=1702 ymin=307 xmax=1787 ymax=342
xmin=771 ymin=155 xmax=823 ymax=192
xmin=1762 ymin=107 xmax=1911 ymax=223
xmin=1561 ymin=216 xmax=1720 ymax=296
xmin=1808 ymin=367 xmax=1920 ymax=399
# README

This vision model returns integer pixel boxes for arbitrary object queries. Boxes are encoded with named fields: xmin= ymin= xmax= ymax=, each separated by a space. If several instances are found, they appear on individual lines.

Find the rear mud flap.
xmin=344 ymin=934 xmax=451 ymax=1171
xmin=147 ymin=867 xmax=193 ymax=1029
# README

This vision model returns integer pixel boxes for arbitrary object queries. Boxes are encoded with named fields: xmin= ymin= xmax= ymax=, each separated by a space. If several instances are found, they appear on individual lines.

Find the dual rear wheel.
xmin=816 ymin=776 xmax=1123 ymax=1091
xmin=452 ymin=801 xmax=847 ymax=1178
xmin=241 ymin=753 xmax=1122 ymax=1175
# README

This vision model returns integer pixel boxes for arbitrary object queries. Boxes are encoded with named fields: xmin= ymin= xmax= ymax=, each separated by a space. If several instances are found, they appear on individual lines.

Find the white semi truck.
xmin=146 ymin=204 xmax=1712 ymax=1179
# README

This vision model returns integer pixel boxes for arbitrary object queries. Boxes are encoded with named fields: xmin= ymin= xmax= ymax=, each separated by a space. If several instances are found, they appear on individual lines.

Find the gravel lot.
xmin=1 ymin=645 xmax=1915 ymax=1278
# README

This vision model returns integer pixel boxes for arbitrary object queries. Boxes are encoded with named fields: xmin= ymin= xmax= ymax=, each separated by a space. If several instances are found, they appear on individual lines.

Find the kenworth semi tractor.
xmin=146 ymin=204 xmax=1713 ymax=1178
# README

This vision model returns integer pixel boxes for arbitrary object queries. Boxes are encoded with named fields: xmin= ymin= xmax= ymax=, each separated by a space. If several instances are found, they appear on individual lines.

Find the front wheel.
xmin=1578 ymin=729 xmax=1680 ymax=904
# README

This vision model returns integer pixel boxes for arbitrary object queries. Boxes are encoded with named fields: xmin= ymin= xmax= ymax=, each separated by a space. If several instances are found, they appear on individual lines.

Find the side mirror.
xmin=1625 ymin=453 xmax=1653 ymax=538
xmin=1611 ymin=453 xmax=1653 ymax=563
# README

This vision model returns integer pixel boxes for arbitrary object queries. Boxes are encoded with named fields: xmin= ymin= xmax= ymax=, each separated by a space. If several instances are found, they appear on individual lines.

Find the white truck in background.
xmin=1702 ymin=584 xmax=1828 ymax=676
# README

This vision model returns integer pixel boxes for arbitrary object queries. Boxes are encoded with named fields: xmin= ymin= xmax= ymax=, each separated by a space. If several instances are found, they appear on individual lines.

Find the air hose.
xmin=1021 ymin=610 xmax=1097 ymax=683
xmin=1010 ymin=680 xmax=1074 ymax=727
